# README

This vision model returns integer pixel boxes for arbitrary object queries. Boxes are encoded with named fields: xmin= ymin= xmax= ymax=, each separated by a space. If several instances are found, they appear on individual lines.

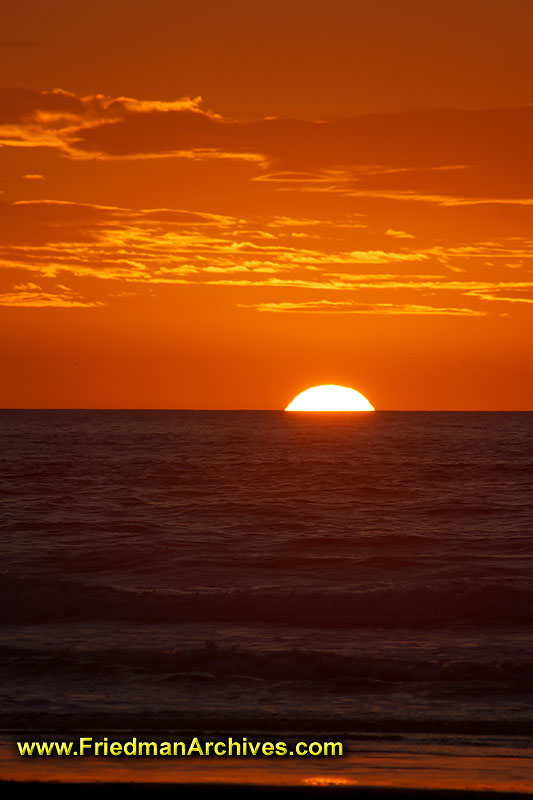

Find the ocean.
xmin=1 ymin=410 xmax=532 ymax=790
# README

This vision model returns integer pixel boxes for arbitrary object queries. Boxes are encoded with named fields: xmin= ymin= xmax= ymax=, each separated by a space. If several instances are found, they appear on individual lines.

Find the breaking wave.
xmin=3 ymin=574 xmax=532 ymax=628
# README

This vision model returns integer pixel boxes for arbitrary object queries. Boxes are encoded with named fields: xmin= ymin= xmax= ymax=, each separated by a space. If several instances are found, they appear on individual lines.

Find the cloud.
xmin=0 ymin=89 xmax=211 ymax=153
xmin=66 ymin=105 xmax=533 ymax=173
xmin=1 ymin=89 xmax=533 ymax=204
xmin=1 ymin=88 xmax=532 ymax=325
xmin=238 ymin=300 xmax=487 ymax=316
xmin=0 ymin=282 xmax=101 ymax=308
xmin=386 ymin=229 xmax=415 ymax=239
xmin=0 ymin=88 xmax=85 ymax=125
xmin=0 ymin=195 xmax=531 ymax=315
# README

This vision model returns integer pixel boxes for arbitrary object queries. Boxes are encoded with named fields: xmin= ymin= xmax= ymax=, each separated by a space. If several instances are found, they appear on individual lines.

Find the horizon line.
xmin=0 ymin=408 xmax=531 ymax=413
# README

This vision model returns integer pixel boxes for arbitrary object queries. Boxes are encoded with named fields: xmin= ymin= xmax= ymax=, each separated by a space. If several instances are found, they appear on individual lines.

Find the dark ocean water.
xmin=1 ymin=410 xmax=532 ymax=742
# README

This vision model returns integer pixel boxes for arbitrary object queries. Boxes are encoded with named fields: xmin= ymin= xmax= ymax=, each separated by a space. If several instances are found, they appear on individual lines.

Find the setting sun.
xmin=285 ymin=385 xmax=375 ymax=411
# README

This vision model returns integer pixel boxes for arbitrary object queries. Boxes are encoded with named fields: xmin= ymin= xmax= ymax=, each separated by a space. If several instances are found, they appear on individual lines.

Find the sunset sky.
xmin=1 ymin=0 xmax=532 ymax=409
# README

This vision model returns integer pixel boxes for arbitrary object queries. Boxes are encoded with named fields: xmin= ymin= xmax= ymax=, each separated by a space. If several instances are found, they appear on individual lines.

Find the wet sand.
xmin=2 ymin=743 xmax=533 ymax=796
xmin=2 ymin=782 xmax=533 ymax=798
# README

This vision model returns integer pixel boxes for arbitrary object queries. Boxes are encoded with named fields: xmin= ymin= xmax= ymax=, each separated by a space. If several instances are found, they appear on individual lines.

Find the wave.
xmin=2 ymin=574 xmax=533 ymax=628
xmin=1 ymin=639 xmax=532 ymax=692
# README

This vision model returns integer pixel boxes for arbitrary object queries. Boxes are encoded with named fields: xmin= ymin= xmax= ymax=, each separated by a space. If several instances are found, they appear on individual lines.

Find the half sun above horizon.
xmin=285 ymin=385 xmax=375 ymax=411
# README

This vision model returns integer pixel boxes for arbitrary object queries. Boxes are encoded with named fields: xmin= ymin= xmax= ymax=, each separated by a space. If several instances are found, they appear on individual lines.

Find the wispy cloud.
xmin=0 ymin=195 xmax=532 ymax=314
xmin=238 ymin=300 xmax=487 ymax=316
xmin=0 ymin=282 xmax=102 ymax=308
xmin=386 ymin=229 xmax=415 ymax=239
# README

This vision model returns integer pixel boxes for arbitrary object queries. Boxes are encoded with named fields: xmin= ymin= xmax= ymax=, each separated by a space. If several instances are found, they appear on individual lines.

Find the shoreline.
xmin=2 ymin=737 xmax=532 ymax=795
xmin=2 ymin=782 xmax=533 ymax=799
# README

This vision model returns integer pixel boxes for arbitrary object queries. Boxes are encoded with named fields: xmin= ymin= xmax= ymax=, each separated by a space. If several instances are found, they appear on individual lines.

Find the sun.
xmin=285 ymin=385 xmax=375 ymax=411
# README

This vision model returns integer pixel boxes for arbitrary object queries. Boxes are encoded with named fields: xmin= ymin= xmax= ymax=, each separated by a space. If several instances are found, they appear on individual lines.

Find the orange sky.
xmin=1 ymin=0 xmax=532 ymax=409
